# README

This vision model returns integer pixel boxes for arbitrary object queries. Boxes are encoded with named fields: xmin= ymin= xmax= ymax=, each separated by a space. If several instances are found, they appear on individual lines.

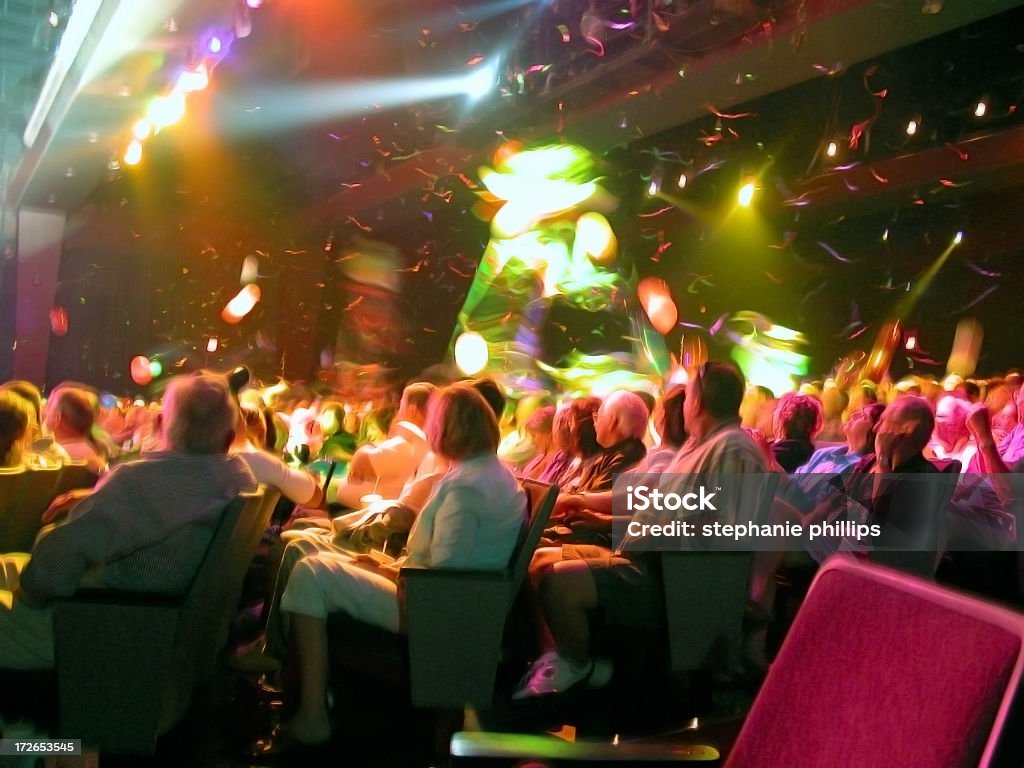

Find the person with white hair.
xmin=0 ymin=372 xmax=257 ymax=669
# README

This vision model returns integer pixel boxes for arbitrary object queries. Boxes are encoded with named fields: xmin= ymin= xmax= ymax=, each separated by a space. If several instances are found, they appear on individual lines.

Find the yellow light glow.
xmin=826 ymin=141 xmax=838 ymax=158
xmin=677 ymin=173 xmax=687 ymax=189
xmin=737 ymin=181 xmax=755 ymax=207
xmin=123 ymin=139 xmax=143 ymax=166
xmin=454 ymin=331 xmax=488 ymax=375
xmin=147 ymin=91 xmax=187 ymax=130
xmin=132 ymin=118 xmax=152 ymax=141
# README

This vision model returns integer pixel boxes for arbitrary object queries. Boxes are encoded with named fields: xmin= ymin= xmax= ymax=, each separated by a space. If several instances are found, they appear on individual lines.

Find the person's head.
xmin=526 ymin=405 xmax=556 ymax=453
xmin=654 ymin=386 xmax=687 ymax=449
xmin=551 ymin=404 xmax=573 ymax=451
xmin=820 ymin=385 xmax=849 ymax=422
xmin=843 ymin=402 xmax=886 ymax=454
xmin=0 ymin=380 xmax=42 ymax=425
xmin=875 ymin=396 xmax=935 ymax=459
xmin=773 ymin=393 xmax=823 ymax=442
xmin=44 ymin=386 xmax=95 ymax=440
xmin=161 ymin=373 xmax=237 ymax=454
xmin=397 ymin=382 xmax=436 ymax=427
xmin=684 ymin=362 xmax=746 ymax=438
xmin=956 ymin=380 xmax=981 ymax=404
xmin=565 ymin=396 xmax=602 ymax=458
xmin=0 ymin=391 xmax=33 ymax=467
xmin=426 ymin=383 xmax=500 ymax=461
xmin=632 ymin=390 xmax=656 ymax=418
xmin=469 ymin=377 xmax=506 ymax=421
xmin=594 ymin=390 xmax=648 ymax=449
xmin=317 ymin=401 xmax=345 ymax=438
xmin=933 ymin=394 xmax=970 ymax=449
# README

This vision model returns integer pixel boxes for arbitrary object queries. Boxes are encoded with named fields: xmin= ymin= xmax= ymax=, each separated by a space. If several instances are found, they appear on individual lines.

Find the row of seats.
xmin=0 ymin=464 xmax=99 ymax=552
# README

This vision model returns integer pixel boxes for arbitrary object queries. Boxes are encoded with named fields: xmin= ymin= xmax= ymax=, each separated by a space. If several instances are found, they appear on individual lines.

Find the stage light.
xmin=123 ymin=140 xmax=143 ymax=166
xmin=48 ymin=11 xmax=59 ymax=27
xmin=147 ymin=91 xmax=186 ymax=130
xmin=148 ymin=359 xmax=163 ymax=378
xmin=953 ymin=230 xmax=964 ymax=245
xmin=208 ymin=35 xmax=223 ymax=54
xmin=176 ymin=64 xmax=209 ymax=93
xmin=222 ymin=284 xmax=261 ymax=323
xmin=454 ymin=331 xmax=488 ymax=375
xmin=207 ymin=337 xmax=219 ymax=352
xmin=246 ymin=0 xmax=263 ymax=7
xmin=464 ymin=61 xmax=497 ymax=100
xmin=905 ymin=334 xmax=918 ymax=351
xmin=737 ymin=180 xmax=755 ymax=207
xmin=974 ymin=101 xmax=987 ymax=118
xmin=882 ymin=228 xmax=889 ymax=242
xmin=825 ymin=141 xmax=838 ymax=158
xmin=132 ymin=118 xmax=152 ymax=141
xmin=676 ymin=173 xmax=687 ymax=189
xmin=905 ymin=119 xmax=918 ymax=136
xmin=647 ymin=178 xmax=659 ymax=197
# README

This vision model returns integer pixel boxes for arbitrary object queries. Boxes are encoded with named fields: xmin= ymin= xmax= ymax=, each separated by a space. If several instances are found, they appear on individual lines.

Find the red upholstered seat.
xmin=726 ymin=556 xmax=1024 ymax=768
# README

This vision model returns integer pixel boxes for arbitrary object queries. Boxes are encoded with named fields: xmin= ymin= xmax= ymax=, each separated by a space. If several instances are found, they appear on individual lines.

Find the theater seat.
xmin=327 ymin=478 xmax=558 ymax=709
xmin=0 ymin=464 xmax=98 ymax=553
xmin=725 ymin=556 xmax=1024 ymax=767
xmin=451 ymin=557 xmax=1024 ymax=767
xmin=51 ymin=487 xmax=280 ymax=754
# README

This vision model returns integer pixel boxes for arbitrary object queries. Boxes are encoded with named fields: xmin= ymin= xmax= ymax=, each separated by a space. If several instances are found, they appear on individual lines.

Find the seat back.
xmin=54 ymin=490 xmax=266 ymax=754
xmin=194 ymin=487 xmax=281 ymax=682
xmin=726 ymin=557 xmax=1024 ymax=768
xmin=0 ymin=466 xmax=61 ymax=552
xmin=507 ymin=479 xmax=558 ymax=608
xmin=869 ymin=467 xmax=960 ymax=579
xmin=402 ymin=479 xmax=555 ymax=708
xmin=52 ymin=462 xmax=100 ymax=497
xmin=661 ymin=551 xmax=754 ymax=673
xmin=661 ymin=472 xmax=779 ymax=673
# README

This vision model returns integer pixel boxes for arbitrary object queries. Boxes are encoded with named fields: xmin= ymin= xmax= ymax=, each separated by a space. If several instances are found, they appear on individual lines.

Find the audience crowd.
xmin=0 ymin=363 xmax=1021 ymax=750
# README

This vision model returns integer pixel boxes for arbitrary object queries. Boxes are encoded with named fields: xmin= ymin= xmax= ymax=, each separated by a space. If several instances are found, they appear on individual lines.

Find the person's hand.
xmin=41 ymin=488 xmax=92 ymax=524
xmin=966 ymin=403 xmax=994 ymax=444
xmin=566 ymin=507 xmax=612 ymax=532
xmin=551 ymin=493 xmax=584 ymax=521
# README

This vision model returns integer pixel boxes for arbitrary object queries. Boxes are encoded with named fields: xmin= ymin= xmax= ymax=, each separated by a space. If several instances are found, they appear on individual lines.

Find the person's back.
xmin=0 ymin=372 xmax=258 ymax=674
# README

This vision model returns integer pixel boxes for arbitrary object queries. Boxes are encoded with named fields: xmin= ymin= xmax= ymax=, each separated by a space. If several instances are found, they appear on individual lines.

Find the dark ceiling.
xmin=5 ymin=0 xmax=1024 ymax=389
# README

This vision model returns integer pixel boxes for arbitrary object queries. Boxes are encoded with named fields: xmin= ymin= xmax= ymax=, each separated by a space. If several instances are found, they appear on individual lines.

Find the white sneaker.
xmin=512 ymin=652 xmax=612 ymax=699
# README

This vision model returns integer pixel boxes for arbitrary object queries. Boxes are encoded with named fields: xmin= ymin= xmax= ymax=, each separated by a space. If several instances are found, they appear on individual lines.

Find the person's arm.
xmin=967 ymin=404 xmax=1015 ymax=504
xmin=20 ymin=484 xmax=123 ymax=602
xmin=346 ymin=446 xmax=377 ymax=484
xmin=245 ymin=450 xmax=323 ymax=507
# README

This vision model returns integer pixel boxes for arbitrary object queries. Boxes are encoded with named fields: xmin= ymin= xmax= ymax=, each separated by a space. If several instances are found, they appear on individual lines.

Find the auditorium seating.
xmin=326 ymin=479 xmax=558 ymax=709
xmin=0 ymin=463 xmax=99 ymax=553
xmin=51 ymin=487 xmax=281 ymax=754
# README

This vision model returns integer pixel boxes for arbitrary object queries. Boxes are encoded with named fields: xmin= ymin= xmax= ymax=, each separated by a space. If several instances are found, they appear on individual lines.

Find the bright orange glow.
xmin=123 ymin=140 xmax=143 ymax=166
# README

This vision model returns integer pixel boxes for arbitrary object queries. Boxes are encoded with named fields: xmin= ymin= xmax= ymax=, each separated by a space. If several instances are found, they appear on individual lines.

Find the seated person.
xmin=782 ymin=402 xmax=886 ymax=510
xmin=520 ymin=406 xmax=556 ymax=480
xmin=926 ymin=394 xmax=975 ymax=471
xmin=769 ymin=392 xmax=822 ymax=473
xmin=546 ymin=386 xmax=686 ymax=545
xmin=549 ymin=396 xmax=603 ymax=491
xmin=517 ymin=363 xmax=766 ymax=699
xmin=0 ymin=391 xmax=32 ymax=468
xmin=269 ymin=383 xmax=527 ymax=746
xmin=43 ymin=385 xmax=107 ymax=474
xmin=234 ymin=378 xmax=507 ymax=671
xmin=330 ymin=383 xmax=434 ymax=508
xmin=231 ymin=409 xmax=323 ymax=508
xmin=536 ymin=404 xmax=575 ymax=486
xmin=0 ymin=372 xmax=257 ymax=669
